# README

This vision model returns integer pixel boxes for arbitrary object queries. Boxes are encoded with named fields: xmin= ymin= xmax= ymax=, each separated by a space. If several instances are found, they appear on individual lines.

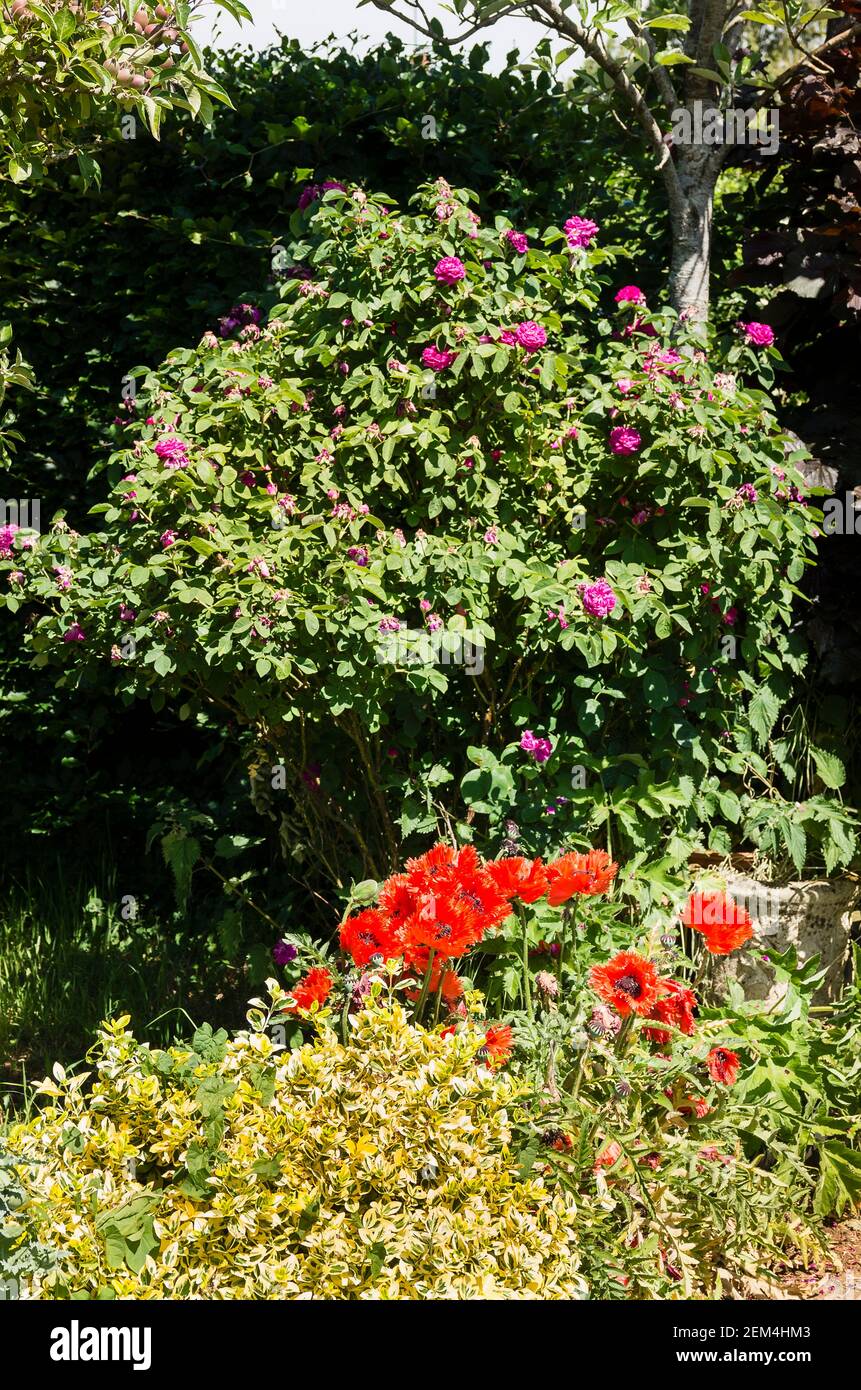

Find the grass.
xmin=0 ymin=858 xmax=251 ymax=1108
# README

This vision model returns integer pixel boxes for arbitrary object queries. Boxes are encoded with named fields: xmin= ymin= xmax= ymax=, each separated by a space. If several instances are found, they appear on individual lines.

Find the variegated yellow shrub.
xmin=5 ymin=990 xmax=587 ymax=1300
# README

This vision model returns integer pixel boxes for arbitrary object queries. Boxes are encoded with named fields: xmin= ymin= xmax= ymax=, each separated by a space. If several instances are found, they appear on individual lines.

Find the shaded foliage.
xmin=0 ymin=33 xmax=658 ymax=899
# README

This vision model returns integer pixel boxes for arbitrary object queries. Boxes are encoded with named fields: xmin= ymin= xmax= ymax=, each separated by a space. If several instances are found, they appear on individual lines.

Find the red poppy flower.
xmin=404 ymin=900 xmax=476 ymax=960
xmin=681 ymin=892 xmax=753 ymax=955
xmin=378 ymin=873 xmax=418 ymax=932
xmin=339 ymin=907 xmax=397 ymax=967
xmin=589 ymin=951 xmax=661 ymax=1017
xmin=545 ymin=849 xmax=618 ymax=905
xmin=482 ymin=1023 xmax=514 ymax=1068
xmin=594 ymin=1140 xmax=622 ymax=1172
xmin=642 ymin=978 xmax=697 ymax=1044
xmin=431 ymin=963 xmax=464 ymax=1002
xmin=706 ymin=1046 xmax=740 ymax=1085
xmin=673 ymin=1094 xmax=711 ymax=1119
xmin=405 ymin=842 xmax=457 ymax=893
xmin=289 ymin=966 xmax=333 ymax=1011
xmin=486 ymin=855 xmax=549 ymax=904
xmin=404 ymin=843 xmax=510 ymax=947
xmin=542 ymin=1128 xmax=573 ymax=1153
xmin=445 ymin=865 xmax=510 ymax=933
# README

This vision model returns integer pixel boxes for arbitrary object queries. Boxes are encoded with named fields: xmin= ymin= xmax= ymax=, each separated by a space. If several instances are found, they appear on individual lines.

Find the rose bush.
xmin=3 ymin=177 xmax=850 ymax=901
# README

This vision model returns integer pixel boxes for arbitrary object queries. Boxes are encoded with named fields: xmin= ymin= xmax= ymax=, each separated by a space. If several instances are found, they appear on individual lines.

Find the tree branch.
xmin=694 ymin=0 xmax=730 ymax=68
xmin=626 ymin=15 xmax=681 ymax=112
xmin=772 ymin=17 xmax=861 ymax=91
xmin=529 ymin=0 xmax=685 ymax=219
xmin=366 ymin=0 xmax=526 ymax=47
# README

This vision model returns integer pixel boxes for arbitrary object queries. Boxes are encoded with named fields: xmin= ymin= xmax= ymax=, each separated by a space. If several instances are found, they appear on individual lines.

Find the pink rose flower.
xmin=515 ymin=320 xmax=547 ymax=352
xmin=741 ymin=321 xmax=775 ymax=347
xmin=434 ymin=256 xmax=466 ymax=285
xmin=581 ymin=579 xmax=617 ymax=619
xmin=520 ymin=729 xmax=553 ymax=763
xmin=154 ymin=436 xmax=189 ymax=469
xmin=615 ymin=285 xmax=646 ymax=306
xmin=564 ymin=216 xmax=599 ymax=250
xmin=297 ymin=180 xmax=346 ymax=211
xmin=505 ymin=229 xmax=528 ymax=254
xmin=63 ymin=623 xmax=85 ymax=642
xmin=421 ymin=345 xmax=458 ymax=372
xmin=609 ymin=426 xmax=642 ymax=455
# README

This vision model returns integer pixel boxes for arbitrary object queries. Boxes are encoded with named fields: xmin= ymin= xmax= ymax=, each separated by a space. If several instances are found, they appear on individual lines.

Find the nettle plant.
xmin=1 ymin=178 xmax=844 ymax=898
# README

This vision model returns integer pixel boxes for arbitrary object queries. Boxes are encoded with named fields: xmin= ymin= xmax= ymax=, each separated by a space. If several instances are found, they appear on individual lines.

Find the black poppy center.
xmin=616 ymin=974 xmax=642 ymax=998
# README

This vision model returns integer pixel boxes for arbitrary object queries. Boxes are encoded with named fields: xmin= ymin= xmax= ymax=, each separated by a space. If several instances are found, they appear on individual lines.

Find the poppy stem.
xmin=558 ymin=903 xmax=574 ymax=979
xmin=693 ymin=945 xmax=712 ymax=1001
xmin=520 ymin=906 xmax=533 ymax=1019
xmin=570 ymin=1039 xmax=590 ymax=1099
xmin=415 ymin=949 xmax=436 ymax=1024
xmin=341 ymin=978 xmax=351 ymax=1047
xmin=433 ymin=977 xmax=444 ymax=1026
xmin=615 ymin=1013 xmax=635 ymax=1055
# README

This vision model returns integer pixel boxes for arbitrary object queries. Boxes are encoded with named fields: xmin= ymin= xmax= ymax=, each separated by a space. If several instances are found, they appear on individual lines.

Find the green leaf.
xmin=811 ymin=747 xmax=846 ymax=790
xmin=8 ymin=156 xmax=33 ymax=184
xmin=161 ymin=830 xmax=201 ymax=911
xmin=644 ymin=13 xmax=691 ymax=29
xmin=75 ymin=151 xmax=101 ymax=190
xmin=780 ymin=818 xmax=806 ymax=875
xmin=96 ymin=1197 xmax=158 ymax=1274
xmin=815 ymin=1141 xmax=861 ymax=1218
xmin=214 ymin=833 xmax=257 ymax=859
xmin=749 ymin=684 xmax=781 ymax=747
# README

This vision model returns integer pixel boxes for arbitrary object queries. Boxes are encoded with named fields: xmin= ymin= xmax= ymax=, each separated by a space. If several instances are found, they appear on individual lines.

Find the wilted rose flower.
xmin=272 ymin=940 xmax=298 ymax=966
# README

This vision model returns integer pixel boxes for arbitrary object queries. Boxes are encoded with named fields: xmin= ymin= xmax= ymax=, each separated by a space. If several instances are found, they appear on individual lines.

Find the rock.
xmin=712 ymin=875 xmax=858 ymax=1005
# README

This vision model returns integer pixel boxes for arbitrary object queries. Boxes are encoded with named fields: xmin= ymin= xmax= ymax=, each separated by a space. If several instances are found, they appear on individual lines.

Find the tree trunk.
xmin=666 ymin=142 xmax=722 ymax=324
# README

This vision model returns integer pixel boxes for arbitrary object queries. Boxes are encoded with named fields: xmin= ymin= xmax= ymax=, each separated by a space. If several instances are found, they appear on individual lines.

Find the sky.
xmin=194 ymin=0 xmax=551 ymax=68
